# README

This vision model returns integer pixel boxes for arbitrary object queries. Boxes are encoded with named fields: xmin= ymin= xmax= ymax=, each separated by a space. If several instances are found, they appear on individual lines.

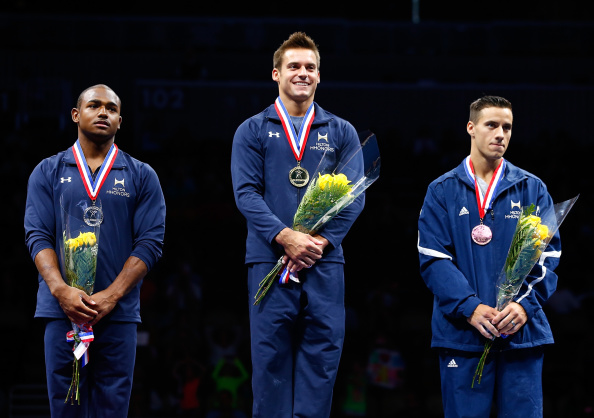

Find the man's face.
xmin=72 ymin=87 xmax=122 ymax=141
xmin=272 ymin=48 xmax=320 ymax=106
xmin=468 ymin=106 xmax=513 ymax=162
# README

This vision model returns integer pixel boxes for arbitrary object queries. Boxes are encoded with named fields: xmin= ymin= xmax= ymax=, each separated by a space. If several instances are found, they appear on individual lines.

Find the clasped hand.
xmin=57 ymin=285 xmax=118 ymax=326
xmin=467 ymin=302 xmax=528 ymax=339
xmin=275 ymin=228 xmax=328 ymax=273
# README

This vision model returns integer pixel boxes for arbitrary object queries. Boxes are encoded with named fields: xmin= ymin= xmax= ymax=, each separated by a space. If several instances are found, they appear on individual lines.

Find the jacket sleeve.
xmin=24 ymin=159 xmax=57 ymax=260
xmin=418 ymin=181 xmax=482 ymax=318
xmin=515 ymin=182 xmax=560 ymax=320
xmin=316 ymin=122 xmax=365 ymax=250
xmin=231 ymin=119 xmax=287 ymax=244
xmin=130 ymin=163 xmax=166 ymax=271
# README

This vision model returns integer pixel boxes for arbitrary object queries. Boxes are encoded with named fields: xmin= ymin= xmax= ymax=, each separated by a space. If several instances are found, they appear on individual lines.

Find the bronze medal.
xmin=471 ymin=224 xmax=492 ymax=245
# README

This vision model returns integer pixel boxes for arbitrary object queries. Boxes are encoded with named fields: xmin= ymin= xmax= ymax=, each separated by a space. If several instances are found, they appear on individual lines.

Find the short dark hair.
xmin=273 ymin=32 xmax=320 ymax=70
xmin=469 ymin=95 xmax=512 ymax=123
xmin=76 ymin=84 xmax=120 ymax=109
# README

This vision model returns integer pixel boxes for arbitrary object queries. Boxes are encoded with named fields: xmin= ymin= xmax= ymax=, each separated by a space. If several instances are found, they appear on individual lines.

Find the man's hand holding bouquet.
xmin=254 ymin=132 xmax=381 ymax=305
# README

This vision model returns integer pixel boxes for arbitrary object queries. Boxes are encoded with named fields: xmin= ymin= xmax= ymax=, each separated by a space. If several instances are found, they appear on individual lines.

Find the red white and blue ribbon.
xmin=67 ymin=326 xmax=94 ymax=367
xmin=72 ymin=139 xmax=118 ymax=202
xmin=274 ymin=97 xmax=315 ymax=162
xmin=274 ymin=97 xmax=314 ymax=284
xmin=464 ymin=156 xmax=506 ymax=220
xmin=279 ymin=267 xmax=293 ymax=284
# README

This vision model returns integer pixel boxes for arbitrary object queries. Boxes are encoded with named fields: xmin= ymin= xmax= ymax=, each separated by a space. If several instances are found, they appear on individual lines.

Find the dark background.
xmin=2 ymin=1 xmax=593 ymax=417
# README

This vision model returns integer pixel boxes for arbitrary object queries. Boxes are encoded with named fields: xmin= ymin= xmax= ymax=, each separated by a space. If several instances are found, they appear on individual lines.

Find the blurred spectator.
xmin=210 ymin=357 xmax=249 ymax=411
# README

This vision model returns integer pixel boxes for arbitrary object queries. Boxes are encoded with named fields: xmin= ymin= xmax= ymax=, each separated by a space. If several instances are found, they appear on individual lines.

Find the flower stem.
xmin=254 ymin=258 xmax=284 ymax=305
xmin=472 ymin=339 xmax=493 ymax=388
xmin=65 ymin=358 xmax=81 ymax=404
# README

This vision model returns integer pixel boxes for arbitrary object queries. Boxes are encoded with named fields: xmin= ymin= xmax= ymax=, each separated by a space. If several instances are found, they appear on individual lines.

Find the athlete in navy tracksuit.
xmin=25 ymin=85 xmax=165 ymax=417
xmin=231 ymin=32 xmax=364 ymax=417
xmin=418 ymin=96 xmax=561 ymax=417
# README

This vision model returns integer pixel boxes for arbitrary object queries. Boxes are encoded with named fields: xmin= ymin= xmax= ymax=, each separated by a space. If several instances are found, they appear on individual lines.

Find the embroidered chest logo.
xmin=269 ymin=131 xmax=280 ymax=138
xmin=506 ymin=200 xmax=522 ymax=219
xmin=60 ymin=177 xmax=72 ymax=183
xmin=106 ymin=177 xmax=130 ymax=198
xmin=309 ymin=132 xmax=335 ymax=153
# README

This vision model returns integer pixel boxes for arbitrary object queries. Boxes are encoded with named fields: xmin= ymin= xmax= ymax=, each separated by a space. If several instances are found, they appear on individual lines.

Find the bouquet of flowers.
xmin=60 ymin=195 xmax=100 ymax=404
xmin=471 ymin=195 xmax=579 ymax=387
xmin=254 ymin=132 xmax=381 ymax=305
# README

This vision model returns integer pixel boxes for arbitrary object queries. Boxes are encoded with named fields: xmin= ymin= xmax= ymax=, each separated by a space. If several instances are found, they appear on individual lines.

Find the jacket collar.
xmin=61 ymin=141 xmax=125 ymax=168
xmin=265 ymin=101 xmax=333 ymax=125
xmin=454 ymin=157 xmax=527 ymax=194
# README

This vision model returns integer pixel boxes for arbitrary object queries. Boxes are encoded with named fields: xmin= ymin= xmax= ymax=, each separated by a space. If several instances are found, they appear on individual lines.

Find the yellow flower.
xmin=334 ymin=173 xmax=350 ymax=187
xmin=524 ymin=215 xmax=541 ymax=227
xmin=66 ymin=232 xmax=97 ymax=250
xmin=537 ymin=224 xmax=549 ymax=240
xmin=317 ymin=173 xmax=333 ymax=191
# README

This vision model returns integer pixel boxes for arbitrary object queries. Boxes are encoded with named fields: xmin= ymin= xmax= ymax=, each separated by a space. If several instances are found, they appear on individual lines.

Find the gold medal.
xmin=274 ymin=97 xmax=315 ymax=189
xmin=289 ymin=164 xmax=309 ymax=188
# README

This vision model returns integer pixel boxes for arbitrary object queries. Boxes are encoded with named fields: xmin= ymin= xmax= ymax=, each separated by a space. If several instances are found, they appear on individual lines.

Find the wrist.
xmin=274 ymin=227 xmax=292 ymax=246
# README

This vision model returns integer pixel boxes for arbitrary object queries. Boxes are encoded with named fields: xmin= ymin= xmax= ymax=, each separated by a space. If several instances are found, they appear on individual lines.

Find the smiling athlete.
xmin=231 ymin=32 xmax=365 ymax=418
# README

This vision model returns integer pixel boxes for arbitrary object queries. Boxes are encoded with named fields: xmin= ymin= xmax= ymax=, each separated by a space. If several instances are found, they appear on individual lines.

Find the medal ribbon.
xmin=66 ymin=325 xmax=94 ymax=366
xmin=274 ymin=97 xmax=315 ymax=162
xmin=464 ymin=156 xmax=506 ymax=220
xmin=72 ymin=139 xmax=118 ymax=202
xmin=274 ymin=98 xmax=314 ymax=285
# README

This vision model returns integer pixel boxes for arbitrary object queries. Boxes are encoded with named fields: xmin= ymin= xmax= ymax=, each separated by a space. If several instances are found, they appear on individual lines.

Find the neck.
xmin=279 ymin=96 xmax=313 ymax=117
xmin=470 ymin=154 xmax=502 ymax=183
xmin=78 ymin=136 xmax=115 ymax=171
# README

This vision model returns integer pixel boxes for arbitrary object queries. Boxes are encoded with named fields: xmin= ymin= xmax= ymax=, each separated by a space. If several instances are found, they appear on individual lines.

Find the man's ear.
xmin=467 ymin=121 xmax=475 ymax=137
xmin=71 ymin=108 xmax=79 ymax=123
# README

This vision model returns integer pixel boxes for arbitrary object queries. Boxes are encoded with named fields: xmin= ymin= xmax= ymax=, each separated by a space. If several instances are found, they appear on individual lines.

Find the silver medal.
xmin=83 ymin=205 xmax=103 ymax=226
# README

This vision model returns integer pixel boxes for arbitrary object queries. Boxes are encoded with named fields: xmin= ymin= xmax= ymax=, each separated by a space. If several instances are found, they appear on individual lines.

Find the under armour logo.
xmin=318 ymin=133 xmax=328 ymax=142
xmin=60 ymin=177 xmax=71 ymax=183
xmin=269 ymin=131 xmax=280 ymax=138
xmin=114 ymin=178 xmax=125 ymax=187
xmin=511 ymin=200 xmax=521 ymax=210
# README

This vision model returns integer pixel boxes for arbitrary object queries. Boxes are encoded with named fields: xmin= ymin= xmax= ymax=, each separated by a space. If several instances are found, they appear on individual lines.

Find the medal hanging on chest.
xmin=274 ymin=97 xmax=315 ymax=188
xmin=72 ymin=139 xmax=118 ymax=226
xmin=465 ymin=157 xmax=505 ymax=246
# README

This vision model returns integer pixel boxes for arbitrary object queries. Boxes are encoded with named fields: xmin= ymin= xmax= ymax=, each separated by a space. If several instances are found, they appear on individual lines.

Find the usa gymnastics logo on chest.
xmin=309 ymin=132 xmax=335 ymax=153
xmin=105 ymin=177 xmax=130 ymax=198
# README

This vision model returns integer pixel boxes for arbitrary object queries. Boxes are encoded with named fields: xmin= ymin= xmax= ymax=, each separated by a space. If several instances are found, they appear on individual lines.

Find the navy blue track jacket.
xmin=418 ymin=158 xmax=561 ymax=352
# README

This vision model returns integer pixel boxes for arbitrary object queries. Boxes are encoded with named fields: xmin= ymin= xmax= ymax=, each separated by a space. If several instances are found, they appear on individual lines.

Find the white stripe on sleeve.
xmin=516 ymin=250 xmax=561 ymax=303
xmin=417 ymin=231 xmax=452 ymax=260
